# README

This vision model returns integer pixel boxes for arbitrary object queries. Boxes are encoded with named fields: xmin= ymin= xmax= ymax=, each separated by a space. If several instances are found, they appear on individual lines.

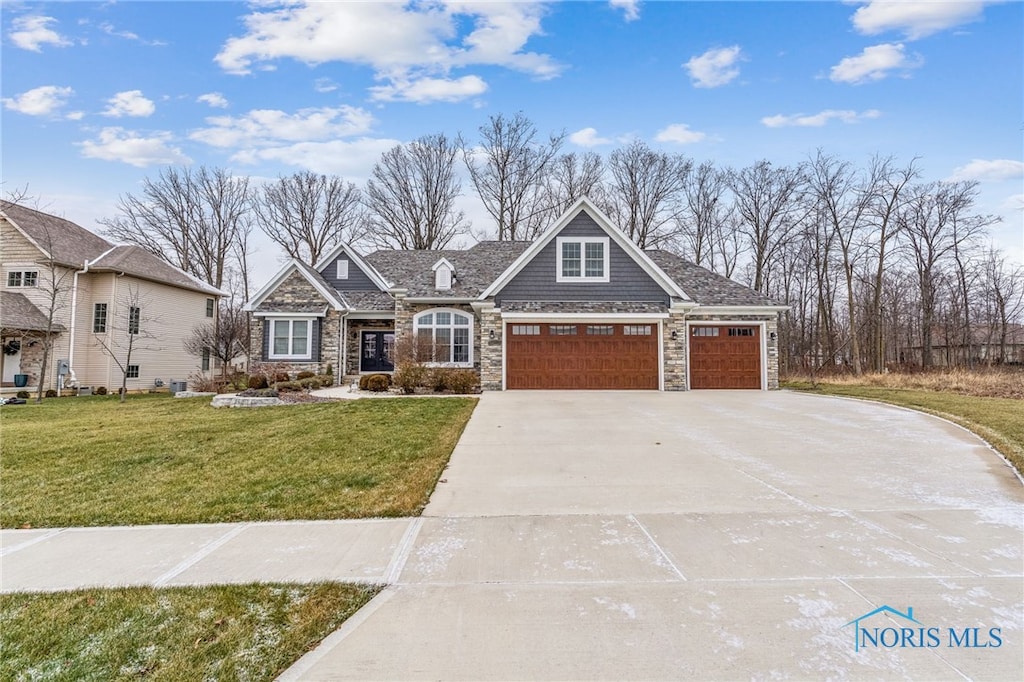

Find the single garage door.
xmin=689 ymin=325 xmax=761 ymax=389
xmin=506 ymin=323 xmax=659 ymax=389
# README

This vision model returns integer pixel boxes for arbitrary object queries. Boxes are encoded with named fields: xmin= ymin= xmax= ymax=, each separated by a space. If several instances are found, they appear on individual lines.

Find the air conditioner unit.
xmin=169 ymin=380 xmax=188 ymax=394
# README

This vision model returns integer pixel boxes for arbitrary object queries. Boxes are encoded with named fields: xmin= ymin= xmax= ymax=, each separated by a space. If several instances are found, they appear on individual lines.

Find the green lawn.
xmin=0 ymin=395 xmax=476 ymax=527
xmin=0 ymin=583 xmax=378 ymax=681
xmin=784 ymin=381 xmax=1024 ymax=476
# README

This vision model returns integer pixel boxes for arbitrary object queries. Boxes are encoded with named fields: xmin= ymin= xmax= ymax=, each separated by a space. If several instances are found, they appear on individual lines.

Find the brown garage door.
xmin=506 ymin=323 xmax=658 ymax=389
xmin=689 ymin=325 xmax=761 ymax=389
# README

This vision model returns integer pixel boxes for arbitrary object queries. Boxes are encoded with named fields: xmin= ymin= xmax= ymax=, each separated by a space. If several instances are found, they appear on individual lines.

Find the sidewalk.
xmin=0 ymin=518 xmax=419 ymax=592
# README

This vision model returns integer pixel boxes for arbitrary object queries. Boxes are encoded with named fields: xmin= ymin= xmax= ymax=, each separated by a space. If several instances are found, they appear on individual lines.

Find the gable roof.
xmin=244 ymin=259 xmax=346 ymax=312
xmin=2 ymin=203 xmax=111 ymax=267
xmin=2 ymin=203 xmax=223 ymax=296
xmin=365 ymin=241 xmax=531 ymax=299
xmin=0 ymin=291 xmax=66 ymax=332
xmin=645 ymin=250 xmax=782 ymax=308
xmin=313 ymin=242 xmax=392 ymax=291
xmin=479 ymin=197 xmax=690 ymax=302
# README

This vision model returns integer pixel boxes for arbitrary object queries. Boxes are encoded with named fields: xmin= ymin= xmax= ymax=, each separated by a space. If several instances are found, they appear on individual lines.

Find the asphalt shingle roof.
xmin=365 ymin=241 xmax=531 ymax=298
xmin=90 ymin=246 xmax=221 ymax=296
xmin=0 ymin=291 xmax=65 ymax=332
xmin=501 ymin=301 xmax=667 ymax=314
xmin=645 ymin=250 xmax=781 ymax=307
xmin=338 ymin=290 xmax=395 ymax=312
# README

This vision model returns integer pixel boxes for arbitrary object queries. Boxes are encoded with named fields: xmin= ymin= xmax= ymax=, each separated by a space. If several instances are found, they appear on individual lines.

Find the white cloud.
xmin=852 ymin=0 xmax=990 ymax=40
xmin=98 ymin=21 xmax=167 ymax=46
xmin=66 ymin=111 xmax=85 ymax=121
xmin=569 ymin=127 xmax=612 ymax=147
xmin=654 ymin=123 xmax=707 ymax=144
xmin=232 ymin=137 xmax=400 ymax=179
xmin=314 ymin=78 xmax=338 ymax=93
xmin=78 ymin=127 xmax=190 ymax=167
xmin=2 ymin=85 xmax=74 ymax=116
xmin=369 ymin=75 xmax=487 ymax=103
xmin=610 ymin=0 xmax=640 ymax=22
xmin=685 ymin=46 xmax=743 ymax=88
xmin=190 ymin=105 xmax=374 ymax=149
xmin=8 ymin=15 xmax=71 ymax=52
xmin=214 ymin=2 xmax=560 ymax=100
xmin=761 ymin=109 xmax=882 ymax=128
xmin=829 ymin=43 xmax=922 ymax=84
xmin=197 ymin=92 xmax=229 ymax=108
xmin=102 ymin=90 xmax=156 ymax=117
xmin=948 ymin=159 xmax=1024 ymax=182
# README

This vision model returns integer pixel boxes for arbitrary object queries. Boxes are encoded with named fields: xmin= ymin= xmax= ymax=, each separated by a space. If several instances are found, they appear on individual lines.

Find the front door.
xmin=360 ymin=331 xmax=395 ymax=372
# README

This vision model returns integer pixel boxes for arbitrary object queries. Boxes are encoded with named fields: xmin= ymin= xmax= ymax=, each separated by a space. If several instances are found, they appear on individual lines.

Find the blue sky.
xmin=3 ymin=0 xmax=1022 ymax=285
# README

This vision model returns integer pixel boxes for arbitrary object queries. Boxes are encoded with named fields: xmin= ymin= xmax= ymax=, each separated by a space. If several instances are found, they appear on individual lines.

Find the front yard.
xmin=0 ymin=394 xmax=476 ymax=527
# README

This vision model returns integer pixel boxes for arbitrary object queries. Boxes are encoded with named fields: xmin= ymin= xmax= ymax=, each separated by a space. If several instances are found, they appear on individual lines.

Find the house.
xmin=1 ymin=203 xmax=224 ymax=393
xmin=244 ymin=198 xmax=787 ymax=390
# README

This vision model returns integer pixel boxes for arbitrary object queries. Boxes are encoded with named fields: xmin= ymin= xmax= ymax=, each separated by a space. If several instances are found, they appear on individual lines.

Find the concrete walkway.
xmin=2 ymin=391 xmax=1021 ymax=680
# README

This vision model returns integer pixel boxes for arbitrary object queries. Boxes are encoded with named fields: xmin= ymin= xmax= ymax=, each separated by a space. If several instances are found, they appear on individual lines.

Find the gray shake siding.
xmin=494 ymin=214 xmax=670 ymax=305
xmin=318 ymin=256 xmax=381 ymax=291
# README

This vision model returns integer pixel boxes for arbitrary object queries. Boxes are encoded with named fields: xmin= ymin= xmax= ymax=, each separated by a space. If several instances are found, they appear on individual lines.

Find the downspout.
xmin=66 ymin=258 xmax=93 ymax=388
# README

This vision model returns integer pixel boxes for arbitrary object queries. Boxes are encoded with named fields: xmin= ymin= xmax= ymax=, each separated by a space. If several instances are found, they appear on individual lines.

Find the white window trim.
xmin=413 ymin=308 xmax=474 ymax=367
xmin=336 ymin=259 xmax=349 ymax=280
xmin=268 ymin=317 xmax=316 ymax=360
xmin=555 ymin=237 xmax=610 ymax=283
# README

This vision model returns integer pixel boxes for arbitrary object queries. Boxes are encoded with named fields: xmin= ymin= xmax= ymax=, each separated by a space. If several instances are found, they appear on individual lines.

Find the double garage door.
xmin=506 ymin=322 xmax=761 ymax=390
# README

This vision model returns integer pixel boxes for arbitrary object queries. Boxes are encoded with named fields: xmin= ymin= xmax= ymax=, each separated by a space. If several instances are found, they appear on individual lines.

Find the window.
xmin=511 ymin=325 xmax=540 ymax=335
xmin=586 ymin=325 xmax=614 ymax=335
xmin=202 ymin=348 xmax=211 ymax=371
xmin=93 ymin=303 xmax=108 ymax=333
xmin=549 ymin=325 xmax=577 ymax=335
xmin=414 ymin=309 xmax=472 ymax=365
xmin=624 ymin=325 xmax=652 ymax=336
xmin=556 ymin=237 xmax=609 ymax=283
xmin=126 ymin=365 xmax=140 ymax=379
xmin=205 ymin=298 xmax=215 ymax=318
xmin=269 ymin=318 xmax=313 ymax=359
xmin=729 ymin=327 xmax=755 ymax=337
xmin=128 ymin=306 xmax=140 ymax=335
xmin=6 ymin=271 xmax=36 ymax=287
xmin=336 ymin=259 xmax=349 ymax=279
xmin=692 ymin=327 xmax=719 ymax=337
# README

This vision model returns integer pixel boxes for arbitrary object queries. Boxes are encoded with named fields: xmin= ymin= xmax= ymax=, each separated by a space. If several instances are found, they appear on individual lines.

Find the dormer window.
xmin=336 ymin=259 xmax=349 ymax=280
xmin=432 ymin=258 xmax=454 ymax=291
xmin=556 ymin=237 xmax=609 ymax=283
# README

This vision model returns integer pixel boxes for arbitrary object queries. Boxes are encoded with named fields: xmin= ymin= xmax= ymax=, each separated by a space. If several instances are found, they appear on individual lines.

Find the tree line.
xmin=99 ymin=113 xmax=1023 ymax=373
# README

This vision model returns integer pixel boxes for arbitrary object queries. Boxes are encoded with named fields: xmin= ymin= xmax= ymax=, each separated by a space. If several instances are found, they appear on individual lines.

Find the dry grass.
xmin=783 ymin=367 xmax=1024 ymax=399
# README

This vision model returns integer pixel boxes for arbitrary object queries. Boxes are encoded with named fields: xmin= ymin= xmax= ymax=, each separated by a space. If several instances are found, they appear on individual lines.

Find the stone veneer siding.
xmin=249 ymin=270 xmax=343 ymax=383
xmin=663 ymin=313 xmax=688 ymax=391
xmin=478 ymin=307 xmax=502 ymax=391
xmin=685 ymin=313 xmax=780 ymax=389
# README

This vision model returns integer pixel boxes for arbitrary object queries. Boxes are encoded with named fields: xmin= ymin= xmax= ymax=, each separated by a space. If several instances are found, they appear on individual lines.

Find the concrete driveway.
xmin=285 ymin=391 xmax=1023 ymax=681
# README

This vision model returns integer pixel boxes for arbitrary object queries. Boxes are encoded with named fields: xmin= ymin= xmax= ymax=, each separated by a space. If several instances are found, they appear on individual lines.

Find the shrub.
xmin=45 ymin=389 xmax=58 ymax=398
xmin=94 ymin=386 xmax=108 ymax=396
xmin=247 ymin=374 xmax=269 ymax=390
xmin=187 ymin=373 xmax=219 ymax=393
xmin=444 ymin=370 xmax=479 ymax=394
xmin=298 ymin=377 xmax=321 ymax=389
xmin=359 ymin=373 xmax=392 ymax=391
xmin=274 ymin=380 xmax=303 ymax=393
xmin=238 ymin=388 xmax=279 ymax=398
xmin=393 ymin=362 xmax=428 ymax=394
xmin=317 ymin=374 xmax=335 ymax=387
xmin=325 ymin=363 xmax=334 ymax=376
xmin=16 ymin=390 xmax=29 ymax=399
xmin=365 ymin=374 xmax=391 ymax=392
xmin=296 ymin=370 xmax=316 ymax=380
xmin=429 ymin=368 xmax=450 ymax=392
xmin=273 ymin=372 xmax=291 ymax=383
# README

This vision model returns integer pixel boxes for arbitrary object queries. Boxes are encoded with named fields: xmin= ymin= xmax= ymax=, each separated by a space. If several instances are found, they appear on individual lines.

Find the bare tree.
xmin=676 ymin=161 xmax=734 ymax=271
xmin=606 ymin=140 xmax=691 ymax=249
xmin=254 ymin=171 xmax=363 ymax=266
xmin=544 ymin=152 xmax=607 ymax=216
xmin=91 ymin=284 xmax=162 ymax=402
xmin=980 ymin=248 xmax=1024 ymax=364
xmin=728 ymin=160 xmax=806 ymax=294
xmin=183 ymin=300 xmax=249 ymax=379
xmin=462 ymin=112 xmax=565 ymax=241
xmin=364 ymin=133 xmax=468 ymax=250
xmin=99 ymin=167 xmax=252 ymax=291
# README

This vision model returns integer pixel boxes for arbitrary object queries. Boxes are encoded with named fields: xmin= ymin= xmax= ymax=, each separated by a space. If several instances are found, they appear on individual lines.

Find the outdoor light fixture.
xmin=671 ymin=330 xmax=678 ymax=340
xmin=489 ymin=329 xmax=495 ymax=339
xmin=770 ymin=331 xmax=777 ymax=341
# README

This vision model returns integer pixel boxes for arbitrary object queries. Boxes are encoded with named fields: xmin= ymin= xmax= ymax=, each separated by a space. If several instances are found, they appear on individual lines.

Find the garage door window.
xmin=415 ymin=309 xmax=472 ymax=365
xmin=549 ymin=325 xmax=577 ymax=335
xmin=511 ymin=325 xmax=540 ymax=335
xmin=692 ymin=327 xmax=719 ymax=337
xmin=623 ymin=325 xmax=652 ymax=336
xmin=586 ymin=325 xmax=614 ymax=335
xmin=729 ymin=328 xmax=755 ymax=336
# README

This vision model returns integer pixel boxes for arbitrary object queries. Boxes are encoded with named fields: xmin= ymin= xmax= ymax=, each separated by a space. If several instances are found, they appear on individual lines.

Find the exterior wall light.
xmin=671 ymin=330 xmax=678 ymax=340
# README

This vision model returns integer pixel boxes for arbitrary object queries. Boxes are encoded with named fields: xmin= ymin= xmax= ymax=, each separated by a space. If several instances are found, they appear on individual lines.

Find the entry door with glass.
xmin=360 ymin=331 xmax=395 ymax=372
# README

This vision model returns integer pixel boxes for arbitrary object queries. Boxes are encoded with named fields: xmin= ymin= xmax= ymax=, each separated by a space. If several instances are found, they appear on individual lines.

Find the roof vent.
xmin=432 ymin=258 xmax=454 ymax=291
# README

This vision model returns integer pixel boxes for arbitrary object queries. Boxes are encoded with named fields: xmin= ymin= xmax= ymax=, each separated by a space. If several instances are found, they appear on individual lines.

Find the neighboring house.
xmin=245 ymin=198 xmax=787 ymax=390
xmin=1 ymin=203 xmax=224 ymax=392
